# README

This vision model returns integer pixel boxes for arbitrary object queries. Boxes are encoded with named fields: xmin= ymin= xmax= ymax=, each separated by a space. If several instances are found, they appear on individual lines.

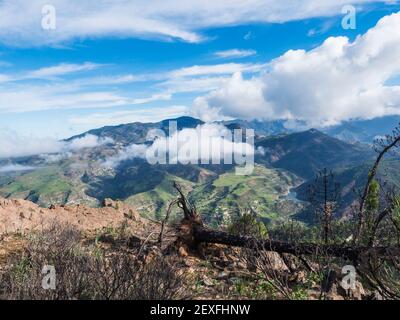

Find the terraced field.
xmin=189 ymin=165 xmax=304 ymax=227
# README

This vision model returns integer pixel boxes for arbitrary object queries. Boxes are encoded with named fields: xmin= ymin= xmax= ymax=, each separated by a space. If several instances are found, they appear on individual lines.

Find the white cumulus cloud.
xmin=192 ymin=12 xmax=400 ymax=127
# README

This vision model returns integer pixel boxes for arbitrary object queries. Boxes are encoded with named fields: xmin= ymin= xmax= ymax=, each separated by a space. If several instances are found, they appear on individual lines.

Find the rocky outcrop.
xmin=0 ymin=197 xmax=141 ymax=234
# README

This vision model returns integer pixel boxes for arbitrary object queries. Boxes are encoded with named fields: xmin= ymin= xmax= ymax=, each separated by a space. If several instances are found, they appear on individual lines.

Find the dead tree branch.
xmin=192 ymin=225 xmax=400 ymax=261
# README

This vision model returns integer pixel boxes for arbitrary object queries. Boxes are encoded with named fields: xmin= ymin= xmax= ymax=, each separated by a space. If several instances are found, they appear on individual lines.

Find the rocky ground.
xmin=0 ymin=197 xmax=374 ymax=300
xmin=0 ymin=197 xmax=153 ymax=234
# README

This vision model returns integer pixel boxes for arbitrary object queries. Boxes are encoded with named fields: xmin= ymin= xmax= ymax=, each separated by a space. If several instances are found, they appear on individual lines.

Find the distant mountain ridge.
xmin=67 ymin=116 xmax=292 ymax=145
xmin=323 ymin=115 xmax=400 ymax=143
xmin=256 ymin=129 xmax=374 ymax=179
xmin=66 ymin=116 xmax=205 ymax=145
xmin=66 ymin=115 xmax=400 ymax=146
xmin=1 ymin=115 xmax=397 ymax=226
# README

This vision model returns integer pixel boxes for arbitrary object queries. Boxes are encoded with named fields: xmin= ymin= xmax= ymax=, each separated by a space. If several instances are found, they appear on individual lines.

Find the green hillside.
xmin=0 ymin=165 xmax=98 ymax=207
xmin=125 ymin=173 xmax=195 ymax=220
xmin=294 ymin=158 xmax=400 ymax=223
xmin=256 ymin=129 xmax=373 ymax=179
xmin=189 ymin=165 xmax=304 ymax=227
xmin=0 ymin=166 xmax=72 ymax=205
xmin=123 ymin=165 xmax=305 ymax=225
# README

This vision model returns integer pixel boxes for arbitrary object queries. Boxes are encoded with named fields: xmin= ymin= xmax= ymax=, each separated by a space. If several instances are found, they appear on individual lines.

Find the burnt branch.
xmin=192 ymin=225 xmax=400 ymax=261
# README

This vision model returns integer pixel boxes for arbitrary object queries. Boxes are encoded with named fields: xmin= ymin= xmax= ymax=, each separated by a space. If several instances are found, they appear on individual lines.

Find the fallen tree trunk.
xmin=169 ymin=182 xmax=400 ymax=262
xmin=193 ymin=225 xmax=400 ymax=261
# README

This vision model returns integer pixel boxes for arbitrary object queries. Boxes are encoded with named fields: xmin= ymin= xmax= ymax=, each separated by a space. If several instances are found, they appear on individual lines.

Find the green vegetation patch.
xmin=0 ymin=166 xmax=71 ymax=196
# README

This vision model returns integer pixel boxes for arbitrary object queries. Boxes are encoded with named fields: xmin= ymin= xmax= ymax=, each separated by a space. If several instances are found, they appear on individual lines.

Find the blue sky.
xmin=0 ymin=1 xmax=400 ymax=139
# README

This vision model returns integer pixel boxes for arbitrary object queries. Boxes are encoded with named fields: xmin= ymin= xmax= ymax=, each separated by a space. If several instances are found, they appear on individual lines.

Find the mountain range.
xmin=0 ymin=115 xmax=398 ymax=227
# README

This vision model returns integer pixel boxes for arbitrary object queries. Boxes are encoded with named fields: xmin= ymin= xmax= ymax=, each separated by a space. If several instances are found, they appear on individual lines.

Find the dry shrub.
xmin=240 ymin=240 xmax=294 ymax=299
xmin=0 ymin=222 xmax=188 ymax=300
xmin=0 ymin=223 xmax=91 ymax=300
xmin=131 ymin=256 xmax=189 ymax=300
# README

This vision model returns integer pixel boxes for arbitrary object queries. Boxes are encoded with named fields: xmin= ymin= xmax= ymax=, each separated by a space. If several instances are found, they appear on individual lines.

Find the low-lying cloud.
xmin=0 ymin=131 xmax=114 ymax=159
xmin=0 ymin=164 xmax=35 ymax=173
xmin=67 ymin=134 xmax=113 ymax=151
xmin=103 ymin=123 xmax=254 ymax=173
xmin=0 ymin=130 xmax=64 ymax=159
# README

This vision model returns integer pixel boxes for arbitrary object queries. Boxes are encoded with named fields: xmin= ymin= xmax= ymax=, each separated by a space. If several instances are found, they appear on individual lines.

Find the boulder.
xmin=102 ymin=198 xmax=118 ymax=208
